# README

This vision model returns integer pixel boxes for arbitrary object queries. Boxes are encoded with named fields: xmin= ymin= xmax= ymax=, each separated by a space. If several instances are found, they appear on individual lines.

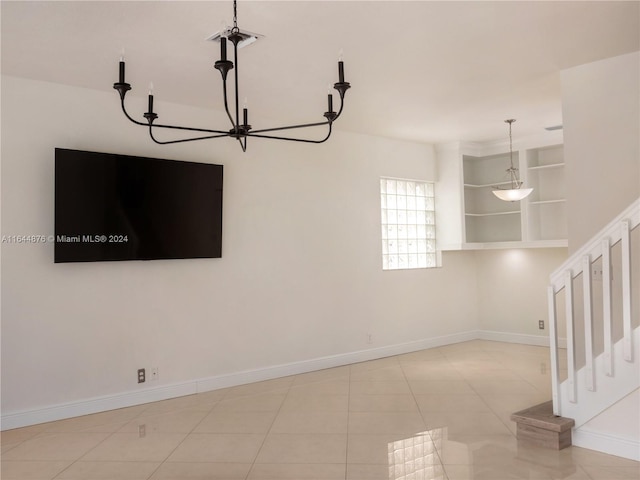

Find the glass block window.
xmin=380 ymin=178 xmax=436 ymax=270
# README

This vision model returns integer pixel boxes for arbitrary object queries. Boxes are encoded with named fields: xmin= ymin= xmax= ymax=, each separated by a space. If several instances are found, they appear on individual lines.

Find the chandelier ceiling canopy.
xmin=113 ymin=0 xmax=351 ymax=152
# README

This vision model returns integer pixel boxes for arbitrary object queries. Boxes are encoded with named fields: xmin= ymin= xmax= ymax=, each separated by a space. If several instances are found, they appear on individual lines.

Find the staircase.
xmin=546 ymin=198 xmax=640 ymax=459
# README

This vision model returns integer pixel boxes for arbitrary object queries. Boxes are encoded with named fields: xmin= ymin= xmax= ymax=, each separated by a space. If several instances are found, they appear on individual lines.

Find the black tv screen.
xmin=55 ymin=148 xmax=223 ymax=263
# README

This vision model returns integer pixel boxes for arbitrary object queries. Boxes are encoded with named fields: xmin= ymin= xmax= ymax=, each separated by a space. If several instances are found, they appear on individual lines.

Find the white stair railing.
xmin=548 ymin=198 xmax=640 ymax=427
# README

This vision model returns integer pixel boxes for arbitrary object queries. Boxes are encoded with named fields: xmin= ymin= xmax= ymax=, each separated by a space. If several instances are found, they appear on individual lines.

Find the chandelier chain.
xmin=507 ymin=118 xmax=515 ymax=170
xmin=232 ymin=0 xmax=239 ymax=33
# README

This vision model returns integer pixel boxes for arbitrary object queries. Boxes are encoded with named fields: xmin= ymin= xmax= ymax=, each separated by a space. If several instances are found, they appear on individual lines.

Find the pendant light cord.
xmin=507 ymin=119 xmax=515 ymax=170
xmin=505 ymin=119 xmax=519 ymax=189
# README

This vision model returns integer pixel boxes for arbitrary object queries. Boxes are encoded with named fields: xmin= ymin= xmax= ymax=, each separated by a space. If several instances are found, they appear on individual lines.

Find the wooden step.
xmin=510 ymin=401 xmax=575 ymax=450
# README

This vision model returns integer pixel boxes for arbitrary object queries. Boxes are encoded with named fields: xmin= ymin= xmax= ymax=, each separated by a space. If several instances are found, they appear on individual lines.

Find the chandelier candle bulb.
xmin=119 ymin=61 xmax=125 ymax=84
xmin=147 ymin=84 xmax=154 ymax=114
xmin=338 ymin=61 xmax=345 ymax=83
xmin=328 ymin=93 xmax=333 ymax=113
xmin=220 ymin=37 xmax=227 ymax=61
xmin=243 ymin=107 xmax=248 ymax=126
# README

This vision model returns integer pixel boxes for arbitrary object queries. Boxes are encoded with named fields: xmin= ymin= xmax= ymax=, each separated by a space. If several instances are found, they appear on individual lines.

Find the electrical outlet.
xmin=138 ymin=368 xmax=146 ymax=383
xmin=367 ymin=334 xmax=373 ymax=344
xmin=592 ymin=268 xmax=603 ymax=282
xmin=151 ymin=367 xmax=159 ymax=381
xmin=538 ymin=320 xmax=545 ymax=330
xmin=138 ymin=424 xmax=146 ymax=438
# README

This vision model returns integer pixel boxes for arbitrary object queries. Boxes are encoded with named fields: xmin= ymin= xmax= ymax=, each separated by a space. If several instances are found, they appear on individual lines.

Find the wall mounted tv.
xmin=55 ymin=148 xmax=223 ymax=263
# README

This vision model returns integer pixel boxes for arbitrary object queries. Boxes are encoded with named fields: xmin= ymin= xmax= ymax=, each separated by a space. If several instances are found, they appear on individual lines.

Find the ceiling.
xmin=2 ymin=1 xmax=639 ymax=145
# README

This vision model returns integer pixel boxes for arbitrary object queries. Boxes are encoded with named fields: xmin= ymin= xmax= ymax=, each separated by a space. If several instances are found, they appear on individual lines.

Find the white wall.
xmin=475 ymin=248 xmax=567 ymax=340
xmin=561 ymin=51 xmax=640 ymax=254
xmin=1 ymin=76 xmax=481 ymax=426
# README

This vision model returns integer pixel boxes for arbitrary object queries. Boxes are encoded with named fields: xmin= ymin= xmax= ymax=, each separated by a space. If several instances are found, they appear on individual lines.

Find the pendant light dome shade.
xmin=492 ymin=187 xmax=533 ymax=201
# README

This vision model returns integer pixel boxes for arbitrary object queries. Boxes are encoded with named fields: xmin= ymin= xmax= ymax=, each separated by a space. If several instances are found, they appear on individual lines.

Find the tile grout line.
xmin=344 ymin=363 xmax=352 ymax=480
xmin=480 ymin=345 xmax=553 ymax=436
xmin=399 ymin=348 xmax=452 ymax=480
xmin=242 ymin=376 xmax=295 ymax=480
xmin=458 ymin=344 xmax=521 ymax=440
xmin=138 ymin=393 xmax=222 ymax=480
xmin=49 ymin=429 xmax=121 ymax=479
xmin=44 ymin=406 xmax=161 ymax=480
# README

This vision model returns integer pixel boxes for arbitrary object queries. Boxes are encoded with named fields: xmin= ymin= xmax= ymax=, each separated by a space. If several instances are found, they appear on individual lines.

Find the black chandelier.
xmin=113 ymin=0 xmax=351 ymax=152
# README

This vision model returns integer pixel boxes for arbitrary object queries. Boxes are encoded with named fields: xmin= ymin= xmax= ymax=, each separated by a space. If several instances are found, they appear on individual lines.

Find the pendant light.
xmin=492 ymin=119 xmax=533 ymax=201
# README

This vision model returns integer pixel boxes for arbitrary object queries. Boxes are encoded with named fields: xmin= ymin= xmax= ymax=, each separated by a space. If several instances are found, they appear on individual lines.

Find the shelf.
xmin=526 ymin=145 xmax=564 ymax=169
xmin=528 ymin=162 xmax=565 ymax=171
xmin=463 ymin=153 xmax=517 ymax=187
xmin=466 ymin=211 xmax=521 ymax=217
xmin=464 ymin=181 xmax=512 ymax=189
xmin=530 ymin=199 xmax=566 ymax=205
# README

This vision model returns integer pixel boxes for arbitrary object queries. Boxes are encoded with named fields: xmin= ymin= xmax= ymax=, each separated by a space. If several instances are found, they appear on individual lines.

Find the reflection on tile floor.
xmin=2 ymin=340 xmax=639 ymax=479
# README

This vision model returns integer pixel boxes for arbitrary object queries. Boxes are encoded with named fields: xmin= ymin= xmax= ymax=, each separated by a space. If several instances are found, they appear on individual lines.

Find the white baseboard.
xmin=1 ymin=382 xmax=199 ymax=431
xmin=573 ymin=427 xmax=640 ymax=461
xmin=1 ymin=330 xmax=478 ymax=430
xmin=196 ymin=329 xmax=478 ymax=393
xmin=478 ymin=330 xmax=567 ymax=349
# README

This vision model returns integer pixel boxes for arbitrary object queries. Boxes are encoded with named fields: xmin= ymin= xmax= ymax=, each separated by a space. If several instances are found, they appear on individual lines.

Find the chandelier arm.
xmin=248 ymin=90 xmax=346 ymax=135
xmin=247 ymin=123 xmax=333 ymax=144
xmin=148 ymin=122 xmax=230 ymax=135
xmin=120 ymin=99 xmax=153 ymax=127
xmin=328 ymin=99 xmax=346 ymax=122
xmin=248 ymin=119 xmax=330 ymax=135
xmin=148 ymin=128 xmax=233 ymax=145
xmin=120 ymin=97 xmax=231 ymax=136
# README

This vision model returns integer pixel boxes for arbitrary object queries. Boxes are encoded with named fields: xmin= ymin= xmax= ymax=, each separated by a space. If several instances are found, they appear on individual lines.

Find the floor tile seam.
xmin=0 ymin=442 xmax=25 ymax=457
xmin=244 ymin=379 xmax=300 ymax=480
xmin=575 ymin=464 xmax=598 ymax=480
xmin=129 ymin=400 xmax=168 ymax=417
xmin=140 ymin=397 xmax=227 ymax=480
xmin=343 ymin=361 xmax=352 ymax=480
xmin=217 ymin=389 xmax=290 ymax=403
xmin=218 ymin=377 xmax=295 ymax=402
xmin=248 ymin=463 xmax=349 ymax=480
xmin=454 ymin=364 xmax=519 ymax=440
xmin=119 ymin=405 xmax=218 ymax=429
xmin=397 ymin=356 xmax=447 ymax=469
xmin=1 ymin=459 xmax=74 ymax=480
xmin=49 ymin=429 xmax=120 ymax=480
xmin=484 ymin=346 xmax=553 ymax=387
xmin=510 ymin=367 xmax=552 ymax=395
xmin=0 ymin=426 xmax=49 ymax=454
xmin=495 ymin=349 xmax=556 ymax=399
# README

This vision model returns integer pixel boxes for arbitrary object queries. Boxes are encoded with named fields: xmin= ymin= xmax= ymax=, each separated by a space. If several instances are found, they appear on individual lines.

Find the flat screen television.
xmin=55 ymin=148 xmax=223 ymax=263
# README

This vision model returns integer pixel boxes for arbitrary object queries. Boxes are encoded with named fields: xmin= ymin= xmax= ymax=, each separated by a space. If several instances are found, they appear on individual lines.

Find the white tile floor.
xmin=2 ymin=340 xmax=639 ymax=479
